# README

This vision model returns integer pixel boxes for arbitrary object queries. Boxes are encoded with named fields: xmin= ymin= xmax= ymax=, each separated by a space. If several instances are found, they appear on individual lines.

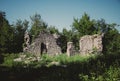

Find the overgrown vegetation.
xmin=0 ymin=11 xmax=120 ymax=81
xmin=1 ymin=11 xmax=120 ymax=54
xmin=1 ymin=53 xmax=91 ymax=68
xmin=0 ymin=53 xmax=120 ymax=81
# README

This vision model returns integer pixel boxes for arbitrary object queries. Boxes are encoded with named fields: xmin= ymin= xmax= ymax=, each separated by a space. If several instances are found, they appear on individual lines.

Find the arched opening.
xmin=41 ymin=42 xmax=47 ymax=55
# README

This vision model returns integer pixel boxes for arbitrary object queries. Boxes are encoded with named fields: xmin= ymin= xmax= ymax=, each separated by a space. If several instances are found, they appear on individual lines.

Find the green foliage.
xmin=79 ymin=65 xmax=120 ymax=81
xmin=102 ymin=23 xmax=120 ymax=54
xmin=0 ymin=11 xmax=14 ymax=53
xmin=72 ymin=13 xmax=120 ymax=55
xmin=12 ymin=19 xmax=29 ymax=53
xmin=59 ymin=28 xmax=77 ymax=52
xmin=0 ymin=11 xmax=120 ymax=80
xmin=47 ymin=26 xmax=59 ymax=34
xmin=30 ymin=13 xmax=47 ymax=40
xmin=0 ymin=11 xmax=29 ymax=53
xmin=72 ymin=13 xmax=96 ymax=37
xmin=0 ymin=53 xmax=120 ymax=81
xmin=1 ymin=53 xmax=19 ymax=67
xmin=104 ymin=66 xmax=120 ymax=81
xmin=1 ymin=53 xmax=91 ymax=68
xmin=1 ymin=11 xmax=120 ymax=56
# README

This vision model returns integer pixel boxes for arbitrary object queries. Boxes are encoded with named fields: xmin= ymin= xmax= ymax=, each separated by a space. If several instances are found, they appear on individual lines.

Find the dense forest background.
xmin=0 ymin=11 xmax=120 ymax=81
xmin=0 ymin=11 xmax=120 ymax=55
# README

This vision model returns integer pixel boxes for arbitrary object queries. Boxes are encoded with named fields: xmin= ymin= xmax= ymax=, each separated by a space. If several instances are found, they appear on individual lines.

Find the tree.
xmin=71 ymin=13 xmax=98 ymax=51
xmin=93 ymin=18 xmax=120 ymax=54
xmin=30 ymin=13 xmax=47 ymax=39
xmin=58 ymin=28 xmax=73 ymax=52
xmin=47 ymin=26 xmax=59 ymax=34
xmin=72 ymin=13 xmax=96 ymax=37
xmin=72 ymin=13 xmax=120 ymax=55
xmin=12 ymin=19 xmax=29 ymax=53
xmin=95 ymin=19 xmax=108 ymax=34
xmin=0 ymin=11 xmax=14 ymax=53
xmin=71 ymin=31 xmax=80 ymax=50
xmin=102 ymin=23 xmax=120 ymax=54
xmin=0 ymin=11 xmax=5 ymax=28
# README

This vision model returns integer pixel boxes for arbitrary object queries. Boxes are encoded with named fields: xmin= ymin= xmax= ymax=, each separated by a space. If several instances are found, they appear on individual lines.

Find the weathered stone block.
xmin=79 ymin=34 xmax=103 ymax=55
xmin=67 ymin=42 xmax=75 ymax=56
xmin=23 ymin=31 xmax=30 ymax=52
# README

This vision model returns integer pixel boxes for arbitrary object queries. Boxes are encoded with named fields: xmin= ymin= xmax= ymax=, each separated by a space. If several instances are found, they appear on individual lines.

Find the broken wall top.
xmin=26 ymin=31 xmax=62 ymax=56
xmin=79 ymin=34 xmax=103 ymax=55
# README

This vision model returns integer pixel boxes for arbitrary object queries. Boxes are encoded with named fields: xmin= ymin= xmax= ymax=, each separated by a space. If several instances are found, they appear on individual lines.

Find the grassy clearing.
xmin=0 ymin=53 xmax=120 ymax=81
xmin=1 ymin=53 xmax=93 ymax=68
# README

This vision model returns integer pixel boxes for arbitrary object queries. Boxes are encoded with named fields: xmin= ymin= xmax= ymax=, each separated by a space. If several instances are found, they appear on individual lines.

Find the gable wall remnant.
xmin=24 ymin=32 xmax=61 ymax=56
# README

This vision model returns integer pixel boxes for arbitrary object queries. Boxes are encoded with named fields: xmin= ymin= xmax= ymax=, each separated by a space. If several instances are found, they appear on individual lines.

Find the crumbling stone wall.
xmin=25 ymin=31 xmax=61 ymax=56
xmin=24 ymin=31 xmax=103 ymax=57
xmin=23 ymin=31 xmax=30 ymax=52
xmin=67 ymin=42 xmax=76 ymax=56
xmin=79 ymin=34 xmax=103 ymax=55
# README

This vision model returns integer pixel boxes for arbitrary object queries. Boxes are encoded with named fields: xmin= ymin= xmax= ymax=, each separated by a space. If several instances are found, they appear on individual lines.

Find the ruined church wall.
xmin=79 ymin=34 xmax=103 ymax=55
xmin=25 ymin=32 xmax=62 ymax=56
xmin=24 ymin=31 xmax=103 ymax=57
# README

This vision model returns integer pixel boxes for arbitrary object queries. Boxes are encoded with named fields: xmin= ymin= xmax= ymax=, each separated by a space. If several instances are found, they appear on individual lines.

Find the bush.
xmin=0 ymin=53 xmax=120 ymax=81
xmin=1 ymin=53 xmax=19 ymax=67
xmin=79 ymin=65 xmax=120 ymax=81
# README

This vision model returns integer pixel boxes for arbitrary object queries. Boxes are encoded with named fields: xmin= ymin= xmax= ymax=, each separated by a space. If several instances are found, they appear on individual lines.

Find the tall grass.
xmin=0 ymin=53 xmax=120 ymax=81
xmin=0 ymin=53 xmax=19 ymax=67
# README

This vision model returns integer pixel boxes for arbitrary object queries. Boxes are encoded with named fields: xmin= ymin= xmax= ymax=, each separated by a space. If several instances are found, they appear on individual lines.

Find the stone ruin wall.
xmin=79 ymin=34 xmax=103 ymax=55
xmin=66 ymin=42 xmax=76 ymax=56
xmin=23 ymin=31 xmax=30 ymax=52
xmin=23 ymin=32 xmax=61 ymax=56
xmin=66 ymin=34 xmax=103 ymax=56
xmin=23 ymin=31 xmax=103 ymax=56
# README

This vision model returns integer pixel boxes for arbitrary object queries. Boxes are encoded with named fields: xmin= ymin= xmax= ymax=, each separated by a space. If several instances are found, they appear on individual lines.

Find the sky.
xmin=0 ymin=0 xmax=120 ymax=31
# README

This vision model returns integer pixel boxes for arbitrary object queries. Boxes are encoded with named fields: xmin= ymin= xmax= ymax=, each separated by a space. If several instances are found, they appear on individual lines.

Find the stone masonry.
xmin=24 ymin=31 xmax=62 ymax=56
xmin=23 ymin=31 xmax=30 ymax=52
xmin=66 ymin=42 xmax=75 ymax=56
xmin=23 ymin=31 xmax=103 ymax=57
xmin=79 ymin=34 xmax=103 ymax=55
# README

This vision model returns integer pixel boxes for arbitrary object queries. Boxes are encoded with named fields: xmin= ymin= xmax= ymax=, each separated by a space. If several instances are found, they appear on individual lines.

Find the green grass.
xmin=1 ymin=53 xmax=93 ymax=68
xmin=0 ymin=53 xmax=120 ymax=81
xmin=0 ymin=53 xmax=19 ymax=67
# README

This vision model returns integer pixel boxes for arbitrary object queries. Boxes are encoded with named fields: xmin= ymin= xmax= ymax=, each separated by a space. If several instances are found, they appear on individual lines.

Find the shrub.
xmin=1 ymin=53 xmax=19 ymax=67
